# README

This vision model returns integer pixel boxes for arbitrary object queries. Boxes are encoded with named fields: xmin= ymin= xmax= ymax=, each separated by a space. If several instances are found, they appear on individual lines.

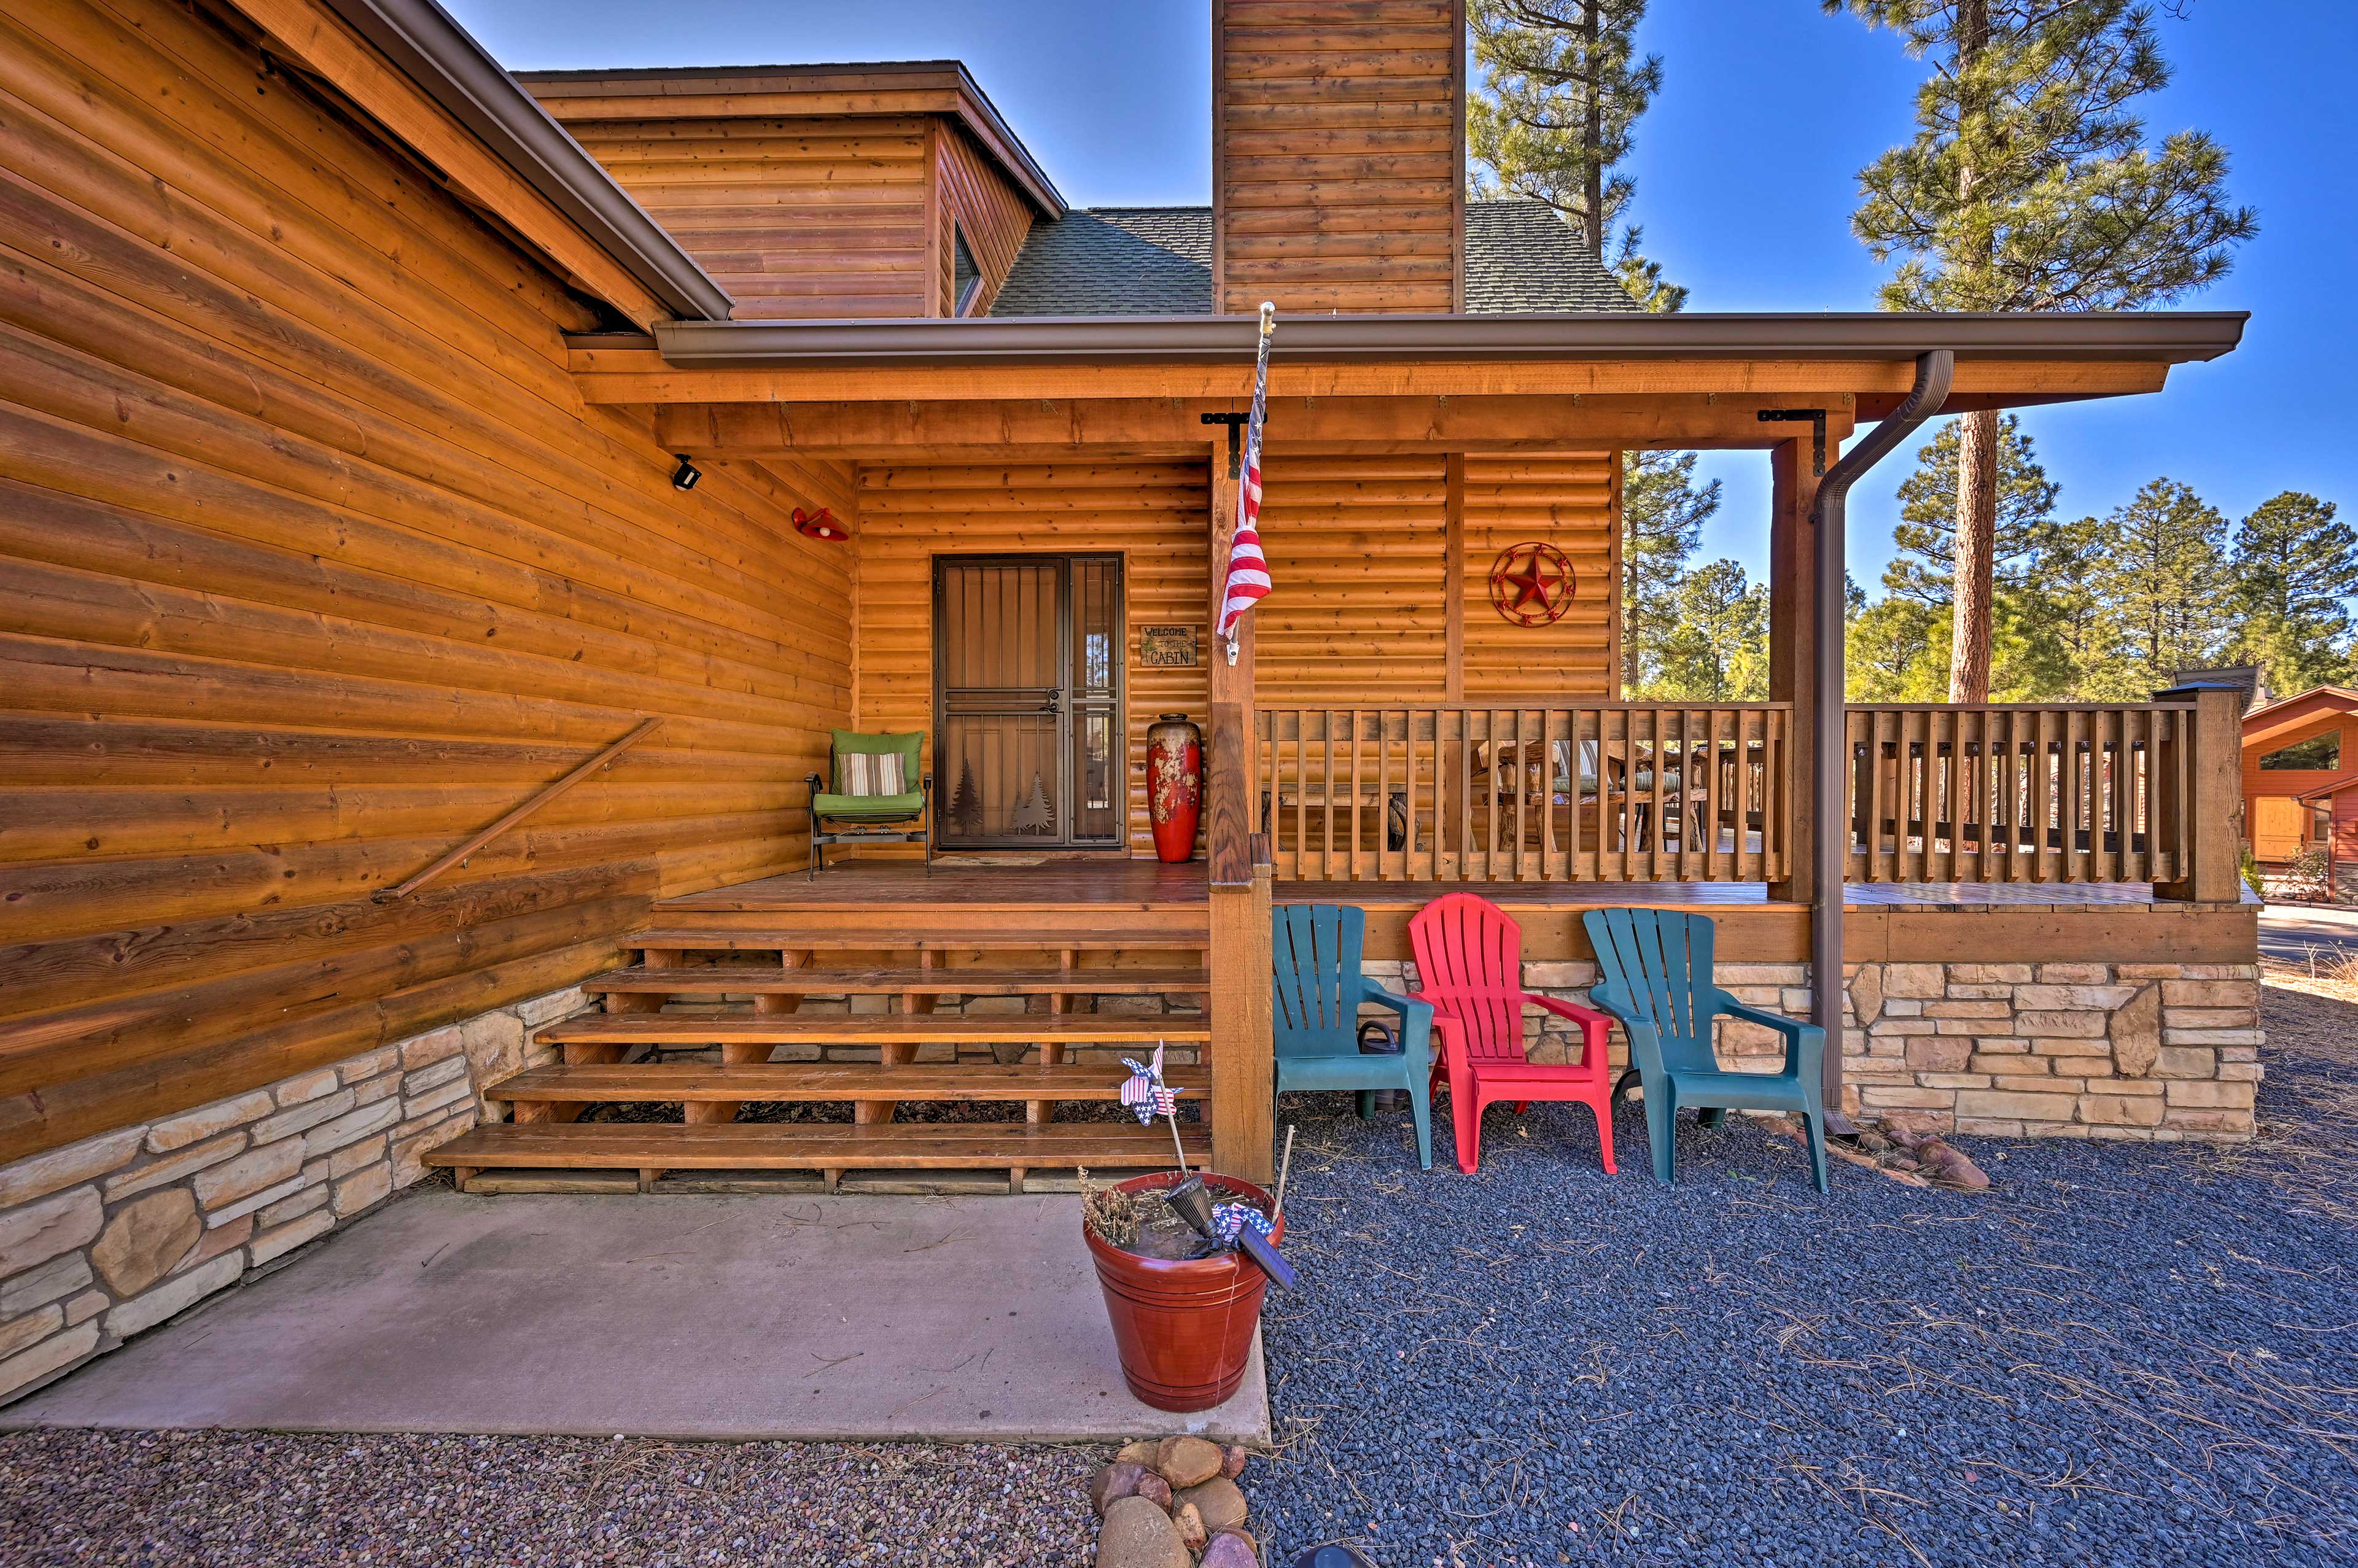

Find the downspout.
xmin=1812 ymin=349 xmax=1955 ymax=1129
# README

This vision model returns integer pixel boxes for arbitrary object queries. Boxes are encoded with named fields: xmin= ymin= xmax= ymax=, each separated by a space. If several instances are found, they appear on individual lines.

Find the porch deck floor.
xmin=661 ymin=856 xmax=2217 ymax=914
xmin=1 ymin=1189 xmax=1267 ymax=1445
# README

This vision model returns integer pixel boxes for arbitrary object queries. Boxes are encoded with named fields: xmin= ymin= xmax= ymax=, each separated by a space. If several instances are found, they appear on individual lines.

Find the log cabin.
xmin=0 ymin=0 xmax=2259 ymax=1403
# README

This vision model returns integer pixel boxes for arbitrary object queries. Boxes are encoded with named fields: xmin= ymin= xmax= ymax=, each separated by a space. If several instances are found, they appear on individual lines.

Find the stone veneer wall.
xmin=0 ymin=985 xmax=586 ymax=1407
xmin=1363 ymin=958 xmax=2262 ymax=1142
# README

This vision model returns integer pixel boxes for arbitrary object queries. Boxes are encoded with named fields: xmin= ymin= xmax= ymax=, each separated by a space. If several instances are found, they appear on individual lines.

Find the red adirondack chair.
xmin=1407 ymin=892 xmax=1619 ymax=1176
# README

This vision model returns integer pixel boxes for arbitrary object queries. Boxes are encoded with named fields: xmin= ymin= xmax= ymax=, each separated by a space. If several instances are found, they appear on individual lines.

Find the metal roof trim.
xmin=322 ymin=0 xmax=733 ymax=320
xmin=652 ymin=311 xmax=2248 ymax=369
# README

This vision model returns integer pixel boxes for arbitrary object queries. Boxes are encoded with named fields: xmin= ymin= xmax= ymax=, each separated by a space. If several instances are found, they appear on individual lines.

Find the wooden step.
xmin=540 ymin=1015 xmax=1211 ymax=1047
xmin=583 ymin=964 xmax=1210 ymax=998
xmin=486 ymin=1063 xmax=1210 ymax=1103
xmin=426 ymin=1120 xmax=1210 ymax=1179
xmin=628 ymin=927 xmax=1208 ymax=953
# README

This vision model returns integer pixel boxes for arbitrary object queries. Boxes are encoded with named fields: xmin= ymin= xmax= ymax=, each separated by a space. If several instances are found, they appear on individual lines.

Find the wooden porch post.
xmin=1767 ymin=439 xmax=1821 ymax=908
xmin=2154 ymin=685 xmax=2247 ymax=903
xmin=1207 ymin=449 xmax=1275 ymax=1182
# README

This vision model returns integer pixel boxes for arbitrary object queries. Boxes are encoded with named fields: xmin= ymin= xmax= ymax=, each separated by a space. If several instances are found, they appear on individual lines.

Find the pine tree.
xmin=1468 ymin=2 xmax=1679 ymax=302
xmin=1828 ymin=0 xmax=2257 ymax=702
xmin=1654 ymin=559 xmax=1768 ymax=701
xmin=1885 ymin=413 xmax=2058 ymax=606
xmin=2078 ymin=478 xmax=2232 ymax=697
xmin=1621 ymin=449 xmax=1719 ymax=693
xmin=1848 ymin=597 xmax=1950 ymax=700
xmin=2230 ymin=492 xmax=2356 ymax=692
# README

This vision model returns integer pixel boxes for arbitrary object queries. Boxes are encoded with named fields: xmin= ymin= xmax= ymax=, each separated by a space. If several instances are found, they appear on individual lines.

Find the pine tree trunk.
xmin=1948 ymin=406 xmax=1999 ymax=702
xmin=1582 ymin=1 xmax=1603 ymax=257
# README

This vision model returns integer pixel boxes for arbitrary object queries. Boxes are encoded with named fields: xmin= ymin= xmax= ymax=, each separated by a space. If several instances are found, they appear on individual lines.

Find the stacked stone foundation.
xmin=0 ymin=984 xmax=587 ymax=1407
xmin=1365 ymin=957 xmax=2260 ymax=1143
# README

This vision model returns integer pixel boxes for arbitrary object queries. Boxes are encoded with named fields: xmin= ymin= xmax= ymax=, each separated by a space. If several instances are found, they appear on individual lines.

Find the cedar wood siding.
xmin=558 ymin=111 xmax=938 ymax=319
xmin=1214 ymin=0 xmax=1466 ymax=314
xmin=0 ymin=0 xmax=854 ymax=1163
xmin=853 ymin=451 xmax=1619 ymax=853
xmin=936 ymin=123 xmax=1034 ymax=316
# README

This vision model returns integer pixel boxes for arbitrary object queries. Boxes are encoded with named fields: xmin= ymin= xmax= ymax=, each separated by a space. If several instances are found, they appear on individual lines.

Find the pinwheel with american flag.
xmin=1118 ymin=1041 xmax=1189 ymax=1173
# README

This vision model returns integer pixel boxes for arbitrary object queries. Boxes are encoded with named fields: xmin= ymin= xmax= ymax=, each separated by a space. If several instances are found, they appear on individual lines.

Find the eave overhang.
xmin=649 ymin=310 xmax=2247 ymax=371
xmin=318 ymin=0 xmax=733 ymax=321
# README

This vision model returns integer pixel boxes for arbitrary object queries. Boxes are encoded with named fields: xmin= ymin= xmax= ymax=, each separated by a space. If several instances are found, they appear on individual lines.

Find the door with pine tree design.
xmin=933 ymin=555 xmax=1125 ymax=848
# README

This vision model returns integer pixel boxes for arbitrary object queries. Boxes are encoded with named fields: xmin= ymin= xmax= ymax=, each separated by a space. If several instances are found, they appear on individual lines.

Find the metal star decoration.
xmin=1488 ymin=541 xmax=1578 ymax=627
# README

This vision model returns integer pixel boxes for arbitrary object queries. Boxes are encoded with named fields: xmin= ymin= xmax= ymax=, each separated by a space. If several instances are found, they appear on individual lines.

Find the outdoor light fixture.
xmin=669 ymin=455 xmax=701 ymax=492
xmin=793 ymin=506 xmax=849 ymax=541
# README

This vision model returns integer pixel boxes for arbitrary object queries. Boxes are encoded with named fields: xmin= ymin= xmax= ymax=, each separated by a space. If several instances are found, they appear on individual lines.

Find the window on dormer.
xmin=952 ymin=225 xmax=982 ymax=316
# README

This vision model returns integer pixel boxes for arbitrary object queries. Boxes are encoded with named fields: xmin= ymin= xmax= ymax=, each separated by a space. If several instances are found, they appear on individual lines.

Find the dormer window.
xmin=952 ymin=225 xmax=982 ymax=316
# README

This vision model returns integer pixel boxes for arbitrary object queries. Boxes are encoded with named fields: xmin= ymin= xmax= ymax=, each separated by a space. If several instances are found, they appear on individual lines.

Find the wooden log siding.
xmin=852 ymin=460 xmax=1213 ymax=854
xmin=1214 ymin=0 xmax=1466 ymax=314
xmin=1843 ymin=703 xmax=2197 ymax=885
xmin=1254 ymin=704 xmax=1792 ymax=883
xmin=560 ymin=112 xmax=936 ymax=319
xmin=0 ymin=0 xmax=852 ymax=1163
xmin=1461 ymin=452 xmax=1617 ymax=700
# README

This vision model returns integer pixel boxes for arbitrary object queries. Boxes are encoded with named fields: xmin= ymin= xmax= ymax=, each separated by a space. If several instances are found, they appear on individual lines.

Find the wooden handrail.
xmin=372 ymin=716 xmax=664 ymax=902
xmin=1841 ymin=702 xmax=2195 ymax=885
xmin=1252 ymin=702 xmax=1792 ymax=883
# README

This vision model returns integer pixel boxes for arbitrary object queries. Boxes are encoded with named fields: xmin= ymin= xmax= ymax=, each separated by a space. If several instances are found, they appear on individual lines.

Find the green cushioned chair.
xmin=804 ymin=729 xmax=932 ymax=879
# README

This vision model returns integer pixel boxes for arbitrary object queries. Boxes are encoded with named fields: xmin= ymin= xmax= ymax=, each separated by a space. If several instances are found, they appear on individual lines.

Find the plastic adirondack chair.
xmin=1271 ymin=904 xmax=1434 ymax=1170
xmin=1406 ymin=893 xmax=1617 ymax=1176
xmin=1581 ymin=907 xmax=1830 ymax=1193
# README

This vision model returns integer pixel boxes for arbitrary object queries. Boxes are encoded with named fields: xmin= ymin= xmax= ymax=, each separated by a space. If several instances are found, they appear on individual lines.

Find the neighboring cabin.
xmin=2244 ymin=686 xmax=2358 ymax=896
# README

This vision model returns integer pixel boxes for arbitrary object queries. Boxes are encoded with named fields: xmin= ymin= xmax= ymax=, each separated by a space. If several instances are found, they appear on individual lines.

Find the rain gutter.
xmin=649 ymin=311 xmax=2244 ymax=369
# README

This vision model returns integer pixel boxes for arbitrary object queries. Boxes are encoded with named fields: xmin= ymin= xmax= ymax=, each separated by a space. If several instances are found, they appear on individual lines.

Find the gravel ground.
xmin=4 ymin=981 xmax=2352 ymax=1567
xmin=0 ymin=1433 xmax=1100 ymax=1567
xmin=1251 ymin=974 xmax=2358 ymax=1568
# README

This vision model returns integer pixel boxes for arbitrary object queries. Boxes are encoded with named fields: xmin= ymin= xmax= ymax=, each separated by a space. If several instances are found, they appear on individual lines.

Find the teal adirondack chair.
xmin=1581 ymin=908 xmax=1830 ymax=1192
xmin=1271 ymin=904 xmax=1434 ymax=1170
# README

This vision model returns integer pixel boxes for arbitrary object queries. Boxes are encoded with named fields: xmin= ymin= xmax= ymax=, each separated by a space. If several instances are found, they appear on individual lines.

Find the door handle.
xmin=1041 ymin=688 xmax=1064 ymax=715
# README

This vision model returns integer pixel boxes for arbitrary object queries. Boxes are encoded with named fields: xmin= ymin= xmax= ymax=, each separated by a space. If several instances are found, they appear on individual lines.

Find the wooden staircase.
xmin=426 ymin=869 xmax=1213 ymax=1194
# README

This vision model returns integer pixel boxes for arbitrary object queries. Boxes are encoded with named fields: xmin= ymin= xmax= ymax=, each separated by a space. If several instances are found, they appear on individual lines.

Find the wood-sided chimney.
xmin=1212 ymin=0 xmax=1467 ymax=314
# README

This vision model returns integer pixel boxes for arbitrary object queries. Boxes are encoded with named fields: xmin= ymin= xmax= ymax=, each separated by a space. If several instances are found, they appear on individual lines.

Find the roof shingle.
xmin=989 ymin=198 xmax=1636 ymax=317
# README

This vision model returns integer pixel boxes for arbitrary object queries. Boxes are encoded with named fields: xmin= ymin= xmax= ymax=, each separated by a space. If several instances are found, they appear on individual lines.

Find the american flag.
xmin=1215 ymin=303 xmax=1277 ymax=655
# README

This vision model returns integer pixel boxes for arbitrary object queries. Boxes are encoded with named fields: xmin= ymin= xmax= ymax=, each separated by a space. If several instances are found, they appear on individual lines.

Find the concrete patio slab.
xmin=1 ymin=1189 xmax=1267 ymax=1444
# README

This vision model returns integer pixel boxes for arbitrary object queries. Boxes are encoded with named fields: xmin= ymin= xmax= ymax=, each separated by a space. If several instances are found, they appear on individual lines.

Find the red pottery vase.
xmin=1085 ymin=1172 xmax=1283 ymax=1412
xmin=1146 ymin=712 xmax=1203 ymax=864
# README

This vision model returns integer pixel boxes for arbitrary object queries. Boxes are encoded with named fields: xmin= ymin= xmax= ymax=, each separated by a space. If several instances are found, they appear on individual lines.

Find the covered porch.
xmin=559 ymin=311 xmax=2255 ymax=1181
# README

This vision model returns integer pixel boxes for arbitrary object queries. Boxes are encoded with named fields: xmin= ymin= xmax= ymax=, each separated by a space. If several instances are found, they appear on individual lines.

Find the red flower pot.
xmin=1146 ymin=713 xmax=1202 ymax=863
xmin=1085 ymin=1172 xmax=1282 ymax=1412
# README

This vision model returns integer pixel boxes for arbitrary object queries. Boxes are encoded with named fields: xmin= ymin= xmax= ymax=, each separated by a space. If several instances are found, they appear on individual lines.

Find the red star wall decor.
xmin=1487 ymin=541 xmax=1578 ymax=627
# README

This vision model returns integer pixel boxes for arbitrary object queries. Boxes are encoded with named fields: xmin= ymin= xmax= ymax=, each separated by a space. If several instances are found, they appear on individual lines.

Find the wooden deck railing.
xmin=1252 ymin=704 xmax=1792 ymax=883
xmin=1844 ymin=702 xmax=2197 ymax=884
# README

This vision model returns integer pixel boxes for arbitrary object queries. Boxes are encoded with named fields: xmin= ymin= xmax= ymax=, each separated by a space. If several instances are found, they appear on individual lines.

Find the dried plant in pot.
xmin=1082 ymin=1169 xmax=1283 ymax=1413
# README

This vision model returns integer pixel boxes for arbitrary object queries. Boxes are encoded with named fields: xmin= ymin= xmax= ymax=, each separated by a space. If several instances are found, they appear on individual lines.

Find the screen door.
xmin=934 ymin=555 xmax=1124 ymax=848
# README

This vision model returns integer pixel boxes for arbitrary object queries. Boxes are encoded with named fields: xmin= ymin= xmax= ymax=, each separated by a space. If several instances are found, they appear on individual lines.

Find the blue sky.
xmin=455 ymin=1 xmax=2352 ymax=588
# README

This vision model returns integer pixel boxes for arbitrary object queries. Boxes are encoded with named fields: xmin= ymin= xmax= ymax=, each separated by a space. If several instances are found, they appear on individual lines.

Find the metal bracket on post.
xmin=1202 ymin=411 xmax=1248 ymax=479
xmin=1758 ymin=409 xmax=1828 ymax=476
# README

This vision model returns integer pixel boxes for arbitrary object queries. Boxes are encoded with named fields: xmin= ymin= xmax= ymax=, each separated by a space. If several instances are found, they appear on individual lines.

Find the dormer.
xmin=521 ymin=63 xmax=1065 ymax=319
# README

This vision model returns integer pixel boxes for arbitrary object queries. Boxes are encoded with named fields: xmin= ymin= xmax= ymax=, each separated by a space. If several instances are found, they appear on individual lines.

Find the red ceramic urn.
xmin=1146 ymin=712 xmax=1203 ymax=863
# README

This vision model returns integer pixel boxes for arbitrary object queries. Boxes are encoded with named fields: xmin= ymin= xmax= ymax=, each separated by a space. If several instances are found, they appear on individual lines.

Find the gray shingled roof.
xmin=989 ymin=197 xmax=1635 ymax=316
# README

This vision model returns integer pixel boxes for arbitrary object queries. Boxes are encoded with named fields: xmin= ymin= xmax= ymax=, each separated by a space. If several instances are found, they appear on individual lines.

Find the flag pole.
xmin=1220 ymin=301 xmax=1278 ymax=666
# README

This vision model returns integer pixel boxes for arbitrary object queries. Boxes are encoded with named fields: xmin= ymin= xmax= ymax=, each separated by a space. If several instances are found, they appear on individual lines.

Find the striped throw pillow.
xmin=841 ymin=752 xmax=905 ymax=798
